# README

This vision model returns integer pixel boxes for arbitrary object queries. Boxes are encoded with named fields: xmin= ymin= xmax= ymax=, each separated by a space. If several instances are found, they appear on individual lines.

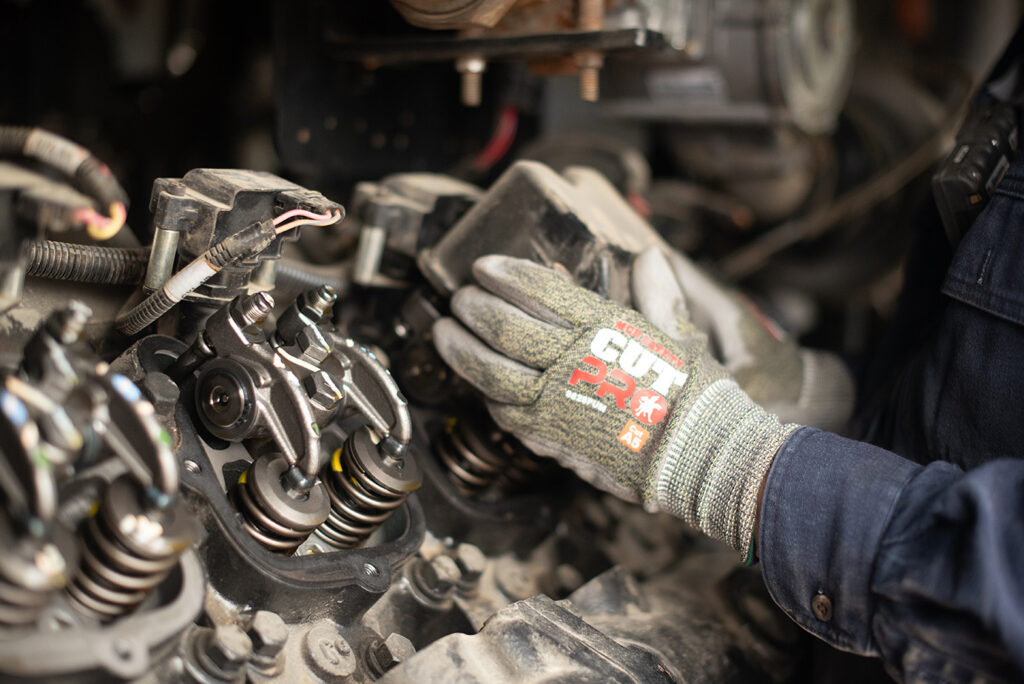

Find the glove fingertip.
xmin=471 ymin=254 xmax=521 ymax=284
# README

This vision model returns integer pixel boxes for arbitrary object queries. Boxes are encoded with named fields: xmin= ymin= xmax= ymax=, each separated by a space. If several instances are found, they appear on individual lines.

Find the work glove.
xmin=663 ymin=250 xmax=854 ymax=432
xmin=433 ymin=249 xmax=797 ymax=560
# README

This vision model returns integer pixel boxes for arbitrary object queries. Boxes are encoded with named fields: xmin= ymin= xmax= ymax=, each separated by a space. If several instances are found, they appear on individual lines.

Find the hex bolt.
xmin=366 ymin=633 xmax=415 ymax=677
xmin=412 ymin=554 xmax=460 ymax=602
xmin=198 ymin=625 xmax=252 ymax=678
xmin=247 ymin=611 xmax=288 ymax=670
xmin=454 ymin=543 xmax=486 ymax=595
xmin=303 ymin=370 xmax=343 ymax=411
xmin=295 ymin=325 xmax=331 ymax=363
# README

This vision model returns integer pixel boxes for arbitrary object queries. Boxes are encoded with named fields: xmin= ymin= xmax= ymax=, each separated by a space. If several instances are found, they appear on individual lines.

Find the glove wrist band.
xmin=654 ymin=378 xmax=797 ymax=557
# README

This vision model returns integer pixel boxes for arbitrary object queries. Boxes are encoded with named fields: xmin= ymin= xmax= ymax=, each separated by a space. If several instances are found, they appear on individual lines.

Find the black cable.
xmin=0 ymin=125 xmax=129 ymax=209
xmin=25 ymin=240 xmax=149 ymax=285
xmin=116 ymin=220 xmax=277 ymax=335
xmin=275 ymin=261 xmax=345 ymax=295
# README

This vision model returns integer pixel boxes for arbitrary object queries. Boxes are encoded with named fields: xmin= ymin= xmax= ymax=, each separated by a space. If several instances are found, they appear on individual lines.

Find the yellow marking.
xmin=238 ymin=470 xmax=248 ymax=484
xmin=332 ymin=448 xmax=344 ymax=473
xmin=87 ymin=500 xmax=99 ymax=517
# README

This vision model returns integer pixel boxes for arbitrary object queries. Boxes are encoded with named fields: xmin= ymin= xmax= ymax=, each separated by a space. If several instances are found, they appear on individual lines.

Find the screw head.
xmin=203 ymin=625 xmax=252 ymax=673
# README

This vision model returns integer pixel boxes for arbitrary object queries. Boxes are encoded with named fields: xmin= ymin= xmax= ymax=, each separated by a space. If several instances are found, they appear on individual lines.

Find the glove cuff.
xmin=654 ymin=378 xmax=798 ymax=557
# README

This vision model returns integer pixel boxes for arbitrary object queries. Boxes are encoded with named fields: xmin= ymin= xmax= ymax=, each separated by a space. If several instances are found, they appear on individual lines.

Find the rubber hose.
xmin=26 ymin=240 xmax=148 ymax=285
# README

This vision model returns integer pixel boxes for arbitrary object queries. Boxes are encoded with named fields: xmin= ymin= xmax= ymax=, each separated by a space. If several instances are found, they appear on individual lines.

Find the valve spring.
xmin=316 ymin=428 xmax=418 ymax=549
xmin=230 ymin=455 xmax=329 ymax=554
xmin=435 ymin=417 xmax=545 ymax=497
xmin=0 ymin=576 xmax=51 ymax=628
xmin=66 ymin=477 xmax=192 ymax=622
xmin=0 ymin=539 xmax=65 ymax=628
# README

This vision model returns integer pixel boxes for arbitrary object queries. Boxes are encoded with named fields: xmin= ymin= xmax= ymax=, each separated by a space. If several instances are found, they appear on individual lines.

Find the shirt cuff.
xmin=758 ymin=427 xmax=920 ymax=654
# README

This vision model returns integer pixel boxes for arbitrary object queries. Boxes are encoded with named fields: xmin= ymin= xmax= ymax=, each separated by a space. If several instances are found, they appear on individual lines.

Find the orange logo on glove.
xmin=618 ymin=421 xmax=650 ymax=452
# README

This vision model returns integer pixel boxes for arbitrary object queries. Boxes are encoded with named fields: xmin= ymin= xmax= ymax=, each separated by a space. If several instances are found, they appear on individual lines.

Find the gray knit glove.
xmin=433 ymin=250 xmax=797 ymax=558
xmin=662 ymin=251 xmax=854 ymax=432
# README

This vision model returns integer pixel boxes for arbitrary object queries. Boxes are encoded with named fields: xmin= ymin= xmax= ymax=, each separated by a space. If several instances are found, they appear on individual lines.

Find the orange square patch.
xmin=617 ymin=420 xmax=649 ymax=452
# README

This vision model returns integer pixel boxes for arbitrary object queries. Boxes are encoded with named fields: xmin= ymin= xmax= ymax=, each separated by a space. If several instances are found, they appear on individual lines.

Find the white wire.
xmin=272 ymin=208 xmax=336 ymax=226
xmin=274 ymin=210 xmax=342 ymax=235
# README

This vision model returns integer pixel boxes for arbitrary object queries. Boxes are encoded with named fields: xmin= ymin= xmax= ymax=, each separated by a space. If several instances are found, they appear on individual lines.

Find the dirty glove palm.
xmin=433 ymin=252 xmax=796 ymax=557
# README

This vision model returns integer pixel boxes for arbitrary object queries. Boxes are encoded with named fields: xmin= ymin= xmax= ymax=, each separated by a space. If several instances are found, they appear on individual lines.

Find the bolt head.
xmin=455 ymin=543 xmax=486 ymax=583
xmin=295 ymin=326 xmax=331 ymax=364
xmin=205 ymin=625 xmax=252 ymax=672
xmin=373 ymin=633 xmax=415 ymax=673
xmin=248 ymin=611 xmax=288 ymax=659
xmin=303 ymin=370 xmax=342 ymax=411
xmin=415 ymin=554 xmax=460 ymax=599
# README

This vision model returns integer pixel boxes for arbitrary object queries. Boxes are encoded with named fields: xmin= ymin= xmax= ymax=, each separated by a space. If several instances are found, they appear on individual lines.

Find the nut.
xmin=368 ymin=633 xmax=415 ymax=676
xmin=298 ymin=285 xmax=337 ymax=321
xmin=303 ymin=370 xmax=343 ymax=411
xmin=413 ymin=555 xmax=460 ymax=601
xmin=229 ymin=292 xmax=274 ymax=329
xmin=391 ymin=0 xmax=520 ymax=30
xmin=294 ymin=326 xmax=331 ymax=364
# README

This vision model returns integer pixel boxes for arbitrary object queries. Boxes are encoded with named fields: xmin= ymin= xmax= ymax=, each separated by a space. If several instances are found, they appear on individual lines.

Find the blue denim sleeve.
xmin=759 ymin=427 xmax=1024 ymax=682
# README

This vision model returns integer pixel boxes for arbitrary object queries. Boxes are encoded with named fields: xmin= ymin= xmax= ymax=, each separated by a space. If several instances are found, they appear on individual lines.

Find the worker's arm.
xmin=433 ymin=249 xmax=1024 ymax=682
xmin=760 ymin=428 xmax=1024 ymax=681
xmin=433 ymin=249 xmax=797 ymax=560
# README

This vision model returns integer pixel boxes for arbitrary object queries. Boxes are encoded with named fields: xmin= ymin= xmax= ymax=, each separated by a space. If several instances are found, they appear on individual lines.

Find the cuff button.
xmin=811 ymin=592 xmax=833 ymax=622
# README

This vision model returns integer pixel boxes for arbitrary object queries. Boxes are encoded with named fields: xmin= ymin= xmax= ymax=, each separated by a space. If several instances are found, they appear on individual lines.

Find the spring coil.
xmin=66 ymin=477 xmax=192 ymax=622
xmin=0 ymin=577 xmax=52 ymax=628
xmin=0 ymin=530 xmax=72 ymax=628
xmin=316 ymin=427 xmax=420 ymax=549
xmin=436 ymin=417 xmax=546 ymax=497
xmin=232 ymin=480 xmax=315 ymax=553
xmin=230 ymin=455 xmax=329 ymax=554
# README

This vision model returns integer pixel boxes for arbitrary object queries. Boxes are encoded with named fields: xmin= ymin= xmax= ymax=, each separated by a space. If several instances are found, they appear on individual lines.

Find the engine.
xmin=0 ymin=0 xmax=1018 ymax=681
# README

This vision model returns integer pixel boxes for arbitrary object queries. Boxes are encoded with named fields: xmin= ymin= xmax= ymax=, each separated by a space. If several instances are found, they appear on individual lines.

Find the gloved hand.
xmin=433 ymin=249 xmax=797 ymax=559
xmin=662 ymin=250 xmax=854 ymax=432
